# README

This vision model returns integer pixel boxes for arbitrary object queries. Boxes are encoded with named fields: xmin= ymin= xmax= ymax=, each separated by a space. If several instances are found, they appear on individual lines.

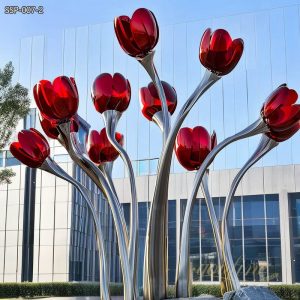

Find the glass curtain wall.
xmin=182 ymin=194 xmax=281 ymax=283
xmin=289 ymin=192 xmax=300 ymax=283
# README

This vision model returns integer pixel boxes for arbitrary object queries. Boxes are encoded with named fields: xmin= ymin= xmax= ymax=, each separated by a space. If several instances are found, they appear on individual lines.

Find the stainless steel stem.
xmin=221 ymin=135 xmax=278 ymax=291
xmin=138 ymin=51 xmax=170 ymax=145
xmin=176 ymin=118 xmax=269 ymax=297
xmin=57 ymin=122 xmax=135 ymax=300
xmin=40 ymin=157 xmax=110 ymax=300
xmin=102 ymin=110 xmax=138 ymax=289
xmin=143 ymin=70 xmax=220 ymax=300
xmin=100 ymin=163 xmax=129 ymax=244
xmin=201 ymin=172 xmax=223 ymax=266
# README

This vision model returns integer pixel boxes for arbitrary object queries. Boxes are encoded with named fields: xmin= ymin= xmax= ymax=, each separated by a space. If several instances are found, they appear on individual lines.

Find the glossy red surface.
xmin=262 ymin=85 xmax=300 ymax=133
xmin=199 ymin=28 xmax=244 ymax=76
xmin=39 ymin=114 xmax=79 ymax=139
xmin=87 ymin=128 xmax=124 ymax=165
xmin=267 ymin=122 xmax=300 ymax=142
xmin=33 ymin=76 xmax=79 ymax=121
xmin=114 ymin=8 xmax=159 ymax=58
xmin=10 ymin=129 xmax=50 ymax=168
xmin=92 ymin=73 xmax=131 ymax=114
xmin=175 ymin=126 xmax=215 ymax=171
xmin=139 ymin=81 xmax=177 ymax=121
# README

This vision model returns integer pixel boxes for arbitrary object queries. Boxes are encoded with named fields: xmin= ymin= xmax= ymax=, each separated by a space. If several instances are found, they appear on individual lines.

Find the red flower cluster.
xmin=114 ymin=8 xmax=159 ymax=58
xmin=92 ymin=73 xmax=131 ymax=114
xmin=10 ymin=129 xmax=50 ymax=168
xmin=175 ymin=126 xmax=217 ymax=171
xmin=87 ymin=129 xmax=124 ymax=165
xmin=139 ymin=81 xmax=177 ymax=121
xmin=199 ymin=28 xmax=244 ymax=76
xmin=34 ymin=76 xmax=79 ymax=121
xmin=261 ymin=85 xmax=300 ymax=142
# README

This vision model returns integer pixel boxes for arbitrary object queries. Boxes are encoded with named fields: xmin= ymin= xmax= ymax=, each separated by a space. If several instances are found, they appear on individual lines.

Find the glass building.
xmin=1 ymin=2 xmax=300 ymax=288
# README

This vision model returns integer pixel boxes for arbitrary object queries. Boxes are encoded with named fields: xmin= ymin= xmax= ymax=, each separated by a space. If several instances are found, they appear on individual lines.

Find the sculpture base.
xmin=223 ymin=286 xmax=281 ymax=300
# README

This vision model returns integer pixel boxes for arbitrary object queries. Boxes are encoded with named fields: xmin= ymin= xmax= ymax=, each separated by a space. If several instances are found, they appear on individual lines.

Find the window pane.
xmin=5 ymin=151 xmax=20 ymax=167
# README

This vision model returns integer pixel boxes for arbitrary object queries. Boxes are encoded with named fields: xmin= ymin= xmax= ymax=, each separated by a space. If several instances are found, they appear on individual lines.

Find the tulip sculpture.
xmin=9 ymin=6 xmax=300 ymax=300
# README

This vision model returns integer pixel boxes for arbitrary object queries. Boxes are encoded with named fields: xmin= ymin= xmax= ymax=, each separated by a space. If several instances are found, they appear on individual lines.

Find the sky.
xmin=0 ymin=0 xmax=300 ymax=66
xmin=1 ymin=0 xmax=300 ymax=172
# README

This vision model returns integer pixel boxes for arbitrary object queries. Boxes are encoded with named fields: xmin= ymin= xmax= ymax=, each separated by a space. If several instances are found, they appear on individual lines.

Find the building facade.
xmin=1 ymin=3 xmax=300 ymax=287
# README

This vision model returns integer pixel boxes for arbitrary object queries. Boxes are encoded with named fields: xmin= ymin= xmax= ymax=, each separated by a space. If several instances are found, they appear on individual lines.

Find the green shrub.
xmin=0 ymin=282 xmax=123 ymax=298
xmin=0 ymin=282 xmax=299 ymax=299
xmin=270 ymin=284 xmax=300 ymax=300
xmin=192 ymin=284 xmax=222 ymax=297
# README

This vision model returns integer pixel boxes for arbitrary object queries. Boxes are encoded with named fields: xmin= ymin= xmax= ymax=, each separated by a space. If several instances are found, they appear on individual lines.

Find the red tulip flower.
xmin=40 ymin=115 xmax=79 ymax=140
xmin=140 ymin=81 xmax=177 ymax=121
xmin=10 ymin=129 xmax=50 ymax=168
xmin=92 ymin=73 xmax=131 ymax=114
xmin=114 ymin=8 xmax=159 ymax=58
xmin=175 ymin=126 xmax=216 ymax=171
xmin=267 ymin=122 xmax=300 ymax=142
xmin=33 ymin=76 xmax=79 ymax=121
xmin=199 ymin=28 xmax=244 ymax=76
xmin=261 ymin=85 xmax=300 ymax=134
xmin=87 ymin=128 xmax=124 ymax=165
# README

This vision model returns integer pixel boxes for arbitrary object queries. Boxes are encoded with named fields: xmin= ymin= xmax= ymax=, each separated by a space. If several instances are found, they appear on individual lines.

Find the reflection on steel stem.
xmin=138 ymin=51 xmax=170 ymax=145
xmin=152 ymin=110 xmax=169 ymax=133
xmin=57 ymin=122 xmax=135 ymax=300
xmin=143 ymin=70 xmax=220 ymax=300
xmin=201 ymin=172 xmax=223 ymax=264
xmin=40 ymin=157 xmax=110 ymax=300
xmin=100 ymin=163 xmax=129 ymax=247
xmin=176 ymin=118 xmax=269 ymax=297
xmin=221 ymin=135 xmax=278 ymax=291
xmin=175 ymin=171 xmax=223 ymax=297
xmin=102 ymin=110 xmax=139 ymax=291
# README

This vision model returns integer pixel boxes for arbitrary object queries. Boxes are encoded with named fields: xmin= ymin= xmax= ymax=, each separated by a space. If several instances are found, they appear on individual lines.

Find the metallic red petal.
xmin=70 ymin=77 xmax=79 ymax=98
xmin=10 ymin=129 xmax=49 ymax=168
xmin=139 ymin=81 xmax=177 ymax=121
xmin=33 ymin=81 xmax=56 ymax=120
xmin=10 ymin=142 xmax=42 ymax=168
xmin=267 ymin=122 xmax=300 ymax=142
xmin=263 ymin=86 xmax=298 ymax=118
xmin=199 ymin=28 xmax=212 ymax=64
xmin=130 ymin=8 xmax=159 ymax=53
xmin=222 ymin=38 xmax=244 ymax=75
xmin=200 ymin=28 xmax=243 ymax=76
xmin=112 ymin=73 xmax=131 ymax=112
xmin=40 ymin=115 xmax=59 ymax=139
xmin=267 ymin=104 xmax=300 ymax=131
xmin=87 ymin=128 xmax=123 ymax=164
xmin=210 ymin=29 xmax=232 ymax=52
xmin=52 ymin=76 xmax=79 ymax=119
xmin=175 ymin=126 xmax=212 ymax=171
xmin=87 ymin=130 xmax=102 ymax=164
xmin=92 ymin=73 xmax=113 ymax=113
xmin=114 ymin=16 xmax=141 ymax=57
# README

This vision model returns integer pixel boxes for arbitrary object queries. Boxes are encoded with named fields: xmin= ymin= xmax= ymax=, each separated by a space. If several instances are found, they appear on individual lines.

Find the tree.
xmin=0 ymin=62 xmax=30 ymax=184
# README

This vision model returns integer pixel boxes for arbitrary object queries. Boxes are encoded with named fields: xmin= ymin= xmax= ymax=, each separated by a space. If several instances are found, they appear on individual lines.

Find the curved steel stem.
xmin=100 ymin=163 xmax=129 ymax=244
xmin=40 ymin=157 xmax=110 ymax=300
xmin=143 ymin=70 xmax=219 ymax=300
xmin=102 ymin=110 xmax=138 ymax=288
xmin=57 ymin=122 xmax=135 ymax=300
xmin=176 ymin=118 xmax=269 ymax=297
xmin=201 ymin=172 xmax=223 ymax=264
xmin=138 ymin=51 xmax=170 ymax=145
xmin=221 ymin=135 xmax=278 ymax=291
